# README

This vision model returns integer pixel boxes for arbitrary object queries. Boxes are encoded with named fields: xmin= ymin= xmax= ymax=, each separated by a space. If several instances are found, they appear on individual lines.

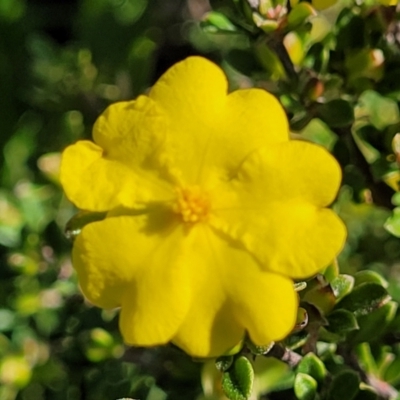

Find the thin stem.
xmin=265 ymin=344 xmax=302 ymax=368
xmin=266 ymin=34 xmax=298 ymax=85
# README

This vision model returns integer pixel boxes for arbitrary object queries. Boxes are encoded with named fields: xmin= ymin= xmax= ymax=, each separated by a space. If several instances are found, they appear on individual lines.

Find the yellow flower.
xmin=60 ymin=57 xmax=346 ymax=358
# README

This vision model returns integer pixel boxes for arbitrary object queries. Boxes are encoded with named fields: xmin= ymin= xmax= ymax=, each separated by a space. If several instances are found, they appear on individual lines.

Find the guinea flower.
xmin=60 ymin=56 xmax=346 ymax=358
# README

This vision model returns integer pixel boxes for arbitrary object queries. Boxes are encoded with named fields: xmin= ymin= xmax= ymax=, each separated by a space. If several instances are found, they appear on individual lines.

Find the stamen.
xmin=173 ymin=186 xmax=210 ymax=223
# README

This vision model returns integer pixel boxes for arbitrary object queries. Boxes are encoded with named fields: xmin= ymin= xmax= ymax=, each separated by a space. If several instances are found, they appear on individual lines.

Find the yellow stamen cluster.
xmin=173 ymin=186 xmax=210 ymax=223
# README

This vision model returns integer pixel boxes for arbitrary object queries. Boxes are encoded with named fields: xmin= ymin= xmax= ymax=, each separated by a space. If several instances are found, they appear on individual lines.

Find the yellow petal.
xmin=230 ymin=265 xmax=297 ymax=347
xmin=211 ymin=141 xmax=346 ymax=279
xmin=61 ymin=141 xmax=139 ymax=211
xmin=73 ymin=214 xmax=191 ymax=345
xmin=149 ymin=56 xmax=289 ymax=188
xmin=172 ymin=224 xmax=297 ymax=358
xmin=60 ymin=96 xmax=175 ymax=211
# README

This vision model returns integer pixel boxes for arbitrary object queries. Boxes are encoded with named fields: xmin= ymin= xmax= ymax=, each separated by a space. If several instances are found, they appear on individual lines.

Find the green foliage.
xmin=294 ymin=373 xmax=318 ymax=400
xmin=328 ymin=370 xmax=361 ymax=400
xmin=335 ymin=283 xmax=390 ymax=316
xmin=297 ymin=353 xmax=327 ymax=384
xmin=326 ymin=309 xmax=359 ymax=335
xmin=221 ymin=356 xmax=254 ymax=400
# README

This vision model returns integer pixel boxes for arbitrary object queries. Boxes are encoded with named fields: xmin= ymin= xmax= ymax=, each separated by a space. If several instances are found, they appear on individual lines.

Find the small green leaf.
xmin=331 ymin=274 xmax=355 ymax=300
xmin=302 ymin=284 xmax=335 ymax=315
xmin=384 ymin=353 xmax=400 ymax=385
xmin=392 ymin=192 xmax=400 ymax=206
xmin=201 ymin=11 xmax=237 ymax=33
xmin=297 ymin=353 xmax=326 ymax=384
xmin=254 ymin=42 xmax=285 ymax=79
xmin=323 ymin=261 xmax=340 ymax=283
xmin=294 ymin=373 xmax=317 ymax=400
xmin=222 ymin=356 xmax=254 ymax=400
xmin=384 ymin=207 xmax=400 ymax=237
xmin=299 ymin=119 xmax=337 ymax=151
xmin=287 ymin=2 xmax=316 ymax=30
xmin=349 ymin=301 xmax=398 ymax=343
xmin=316 ymin=99 xmax=354 ymax=128
xmin=335 ymin=283 xmax=390 ymax=317
xmin=353 ymin=271 xmax=388 ymax=288
xmin=355 ymin=343 xmax=378 ymax=375
xmin=328 ymin=370 xmax=360 ymax=400
xmin=355 ymin=90 xmax=399 ymax=130
xmin=327 ymin=309 xmax=359 ymax=334
xmin=252 ymin=12 xmax=279 ymax=32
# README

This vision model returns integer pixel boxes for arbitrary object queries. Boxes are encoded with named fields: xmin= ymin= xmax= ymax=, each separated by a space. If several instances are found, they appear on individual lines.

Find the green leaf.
xmin=222 ymin=356 xmax=254 ymax=400
xmin=356 ymin=90 xmax=399 ymax=130
xmin=287 ymin=2 xmax=316 ymax=30
xmin=355 ymin=343 xmax=378 ymax=375
xmin=208 ymin=0 xmax=256 ymax=31
xmin=252 ymin=13 xmax=279 ymax=32
xmin=316 ymin=99 xmax=354 ymax=128
xmin=353 ymin=271 xmax=388 ymax=288
xmin=298 ymin=119 xmax=337 ymax=151
xmin=302 ymin=283 xmax=335 ymax=316
xmin=335 ymin=283 xmax=391 ymax=317
xmin=384 ymin=207 xmax=400 ymax=237
xmin=323 ymin=262 xmax=340 ymax=283
xmin=392 ymin=191 xmax=400 ymax=206
xmin=297 ymin=353 xmax=326 ymax=384
xmin=328 ymin=370 xmax=360 ymax=400
xmin=201 ymin=11 xmax=237 ymax=33
xmin=349 ymin=301 xmax=398 ymax=343
xmin=254 ymin=42 xmax=285 ymax=79
xmin=384 ymin=354 xmax=400 ymax=386
xmin=294 ymin=373 xmax=317 ymax=400
xmin=330 ymin=274 xmax=355 ymax=301
xmin=252 ymin=356 xmax=294 ymax=394
xmin=326 ymin=309 xmax=359 ymax=334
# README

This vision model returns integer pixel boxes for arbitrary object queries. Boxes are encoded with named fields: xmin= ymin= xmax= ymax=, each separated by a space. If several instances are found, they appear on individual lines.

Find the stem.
xmin=266 ymin=34 xmax=298 ymax=85
xmin=265 ymin=344 xmax=302 ymax=368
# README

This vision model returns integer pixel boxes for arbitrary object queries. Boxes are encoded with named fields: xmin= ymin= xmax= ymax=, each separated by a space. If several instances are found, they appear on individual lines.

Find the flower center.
xmin=172 ymin=186 xmax=210 ymax=223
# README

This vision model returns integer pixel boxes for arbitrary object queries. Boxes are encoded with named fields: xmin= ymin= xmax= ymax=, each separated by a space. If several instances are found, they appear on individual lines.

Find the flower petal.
xmin=172 ymin=225 xmax=297 ymax=358
xmin=230 ymin=263 xmax=297 ymax=347
xmin=211 ymin=141 xmax=346 ymax=279
xmin=60 ymin=96 xmax=175 ymax=211
xmin=149 ymin=56 xmax=289 ymax=188
xmin=73 ymin=213 xmax=192 ymax=345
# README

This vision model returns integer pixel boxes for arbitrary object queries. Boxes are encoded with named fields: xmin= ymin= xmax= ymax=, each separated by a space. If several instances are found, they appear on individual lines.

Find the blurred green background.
xmin=2 ymin=0 xmax=400 ymax=399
